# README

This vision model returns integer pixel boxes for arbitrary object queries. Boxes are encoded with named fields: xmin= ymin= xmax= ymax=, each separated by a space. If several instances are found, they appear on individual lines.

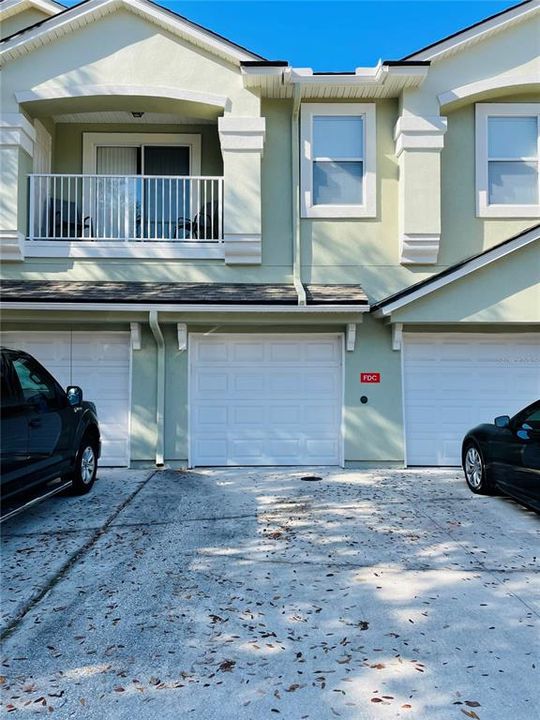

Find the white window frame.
xmin=475 ymin=103 xmax=540 ymax=218
xmin=82 ymin=132 xmax=201 ymax=175
xmin=300 ymin=103 xmax=376 ymax=218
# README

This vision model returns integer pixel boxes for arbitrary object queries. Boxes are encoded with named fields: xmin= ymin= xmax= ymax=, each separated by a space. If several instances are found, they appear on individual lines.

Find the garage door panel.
xmin=1 ymin=331 xmax=130 ymax=467
xmin=232 ymin=343 xmax=265 ymax=362
xmin=190 ymin=335 xmax=342 ymax=466
xmin=234 ymin=373 xmax=265 ymax=393
xmin=404 ymin=334 xmax=540 ymax=466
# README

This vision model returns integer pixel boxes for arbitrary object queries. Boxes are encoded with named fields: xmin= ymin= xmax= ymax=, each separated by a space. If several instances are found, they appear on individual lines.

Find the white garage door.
xmin=403 ymin=333 xmax=540 ymax=466
xmin=190 ymin=334 xmax=343 ymax=466
xmin=0 ymin=331 xmax=130 ymax=466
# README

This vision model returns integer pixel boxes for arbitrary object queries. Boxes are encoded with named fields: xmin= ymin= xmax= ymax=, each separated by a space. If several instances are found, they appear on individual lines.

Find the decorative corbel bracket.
xmin=177 ymin=323 xmax=187 ymax=352
xmin=392 ymin=323 xmax=403 ymax=351
xmin=346 ymin=323 xmax=356 ymax=352
xmin=130 ymin=322 xmax=142 ymax=350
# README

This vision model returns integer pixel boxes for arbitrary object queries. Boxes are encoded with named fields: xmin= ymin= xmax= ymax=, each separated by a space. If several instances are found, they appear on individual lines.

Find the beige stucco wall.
xmin=0 ymin=3 xmax=537 ymax=311
xmin=0 ymin=7 xmax=49 ymax=40
xmin=391 ymin=240 xmax=540 ymax=324
xmin=52 ymin=122 xmax=223 ymax=176
xmin=402 ymin=14 xmax=540 ymax=116
xmin=439 ymin=93 xmax=540 ymax=266
xmin=1 ymin=9 xmax=260 ymax=116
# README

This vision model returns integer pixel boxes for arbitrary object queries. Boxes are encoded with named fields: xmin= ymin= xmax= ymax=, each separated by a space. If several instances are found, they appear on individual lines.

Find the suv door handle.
xmin=29 ymin=418 xmax=42 ymax=428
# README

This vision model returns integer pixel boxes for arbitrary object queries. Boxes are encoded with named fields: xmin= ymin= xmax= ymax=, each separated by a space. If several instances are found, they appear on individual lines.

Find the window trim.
xmin=82 ymin=133 xmax=202 ymax=176
xmin=300 ymin=103 xmax=376 ymax=218
xmin=475 ymin=103 xmax=540 ymax=218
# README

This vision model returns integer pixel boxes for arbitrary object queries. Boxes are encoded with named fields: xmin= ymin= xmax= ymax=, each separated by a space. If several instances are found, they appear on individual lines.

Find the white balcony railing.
xmin=28 ymin=174 xmax=223 ymax=243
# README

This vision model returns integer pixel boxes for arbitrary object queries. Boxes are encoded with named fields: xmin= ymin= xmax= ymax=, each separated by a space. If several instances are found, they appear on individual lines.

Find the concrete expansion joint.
xmin=0 ymin=469 xmax=158 ymax=641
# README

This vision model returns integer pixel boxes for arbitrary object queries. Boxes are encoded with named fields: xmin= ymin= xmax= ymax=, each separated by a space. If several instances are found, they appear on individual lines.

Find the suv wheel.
xmin=69 ymin=435 xmax=98 ymax=494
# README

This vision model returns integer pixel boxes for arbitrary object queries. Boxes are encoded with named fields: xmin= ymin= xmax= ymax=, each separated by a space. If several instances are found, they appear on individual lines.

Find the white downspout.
xmin=291 ymin=83 xmax=306 ymax=305
xmin=148 ymin=310 xmax=165 ymax=467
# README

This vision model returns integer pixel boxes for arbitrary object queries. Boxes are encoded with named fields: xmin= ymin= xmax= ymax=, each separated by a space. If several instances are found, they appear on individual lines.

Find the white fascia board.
xmin=285 ymin=64 xmax=426 ymax=88
xmin=0 ymin=302 xmax=370 ymax=313
xmin=404 ymin=1 xmax=540 ymax=62
xmin=241 ymin=66 xmax=283 ymax=78
xmin=0 ymin=0 xmax=64 ymax=21
xmin=373 ymin=227 xmax=539 ymax=318
xmin=0 ymin=0 xmax=260 ymax=65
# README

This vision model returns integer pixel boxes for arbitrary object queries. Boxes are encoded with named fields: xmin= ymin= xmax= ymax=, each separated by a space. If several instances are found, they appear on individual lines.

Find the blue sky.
xmin=162 ymin=1 xmax=519 ymax=70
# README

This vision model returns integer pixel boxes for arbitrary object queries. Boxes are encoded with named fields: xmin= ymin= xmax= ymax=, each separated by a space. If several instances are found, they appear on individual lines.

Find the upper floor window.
xmin=476 ymin=103 xmax=540 ymax=218
xmin=301 ymin=103 xmax=376 ymax=218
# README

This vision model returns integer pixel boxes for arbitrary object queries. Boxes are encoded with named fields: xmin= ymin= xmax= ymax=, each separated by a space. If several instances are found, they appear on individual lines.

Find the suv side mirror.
xmin=66 ymin=386 xmax=83 ymax=407
xmin=494 ymin=415 xmax=510 ymax=428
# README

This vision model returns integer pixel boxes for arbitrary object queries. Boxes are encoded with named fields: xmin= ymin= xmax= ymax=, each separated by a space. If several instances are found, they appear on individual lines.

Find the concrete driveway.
xmin=1 ymin=467 xmax=538 ymax=719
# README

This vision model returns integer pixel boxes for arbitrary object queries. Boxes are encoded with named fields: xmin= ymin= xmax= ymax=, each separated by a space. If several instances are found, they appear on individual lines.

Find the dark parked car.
xmin=462 ymin=400 xmax=540 ymax=511
xmin=0 ymin=347 xmax=100 ymax=501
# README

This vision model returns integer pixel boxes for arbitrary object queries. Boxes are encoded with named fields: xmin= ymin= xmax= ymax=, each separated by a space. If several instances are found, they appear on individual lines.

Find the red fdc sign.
xmin=360 ymin=372 xmax=381 ymax=384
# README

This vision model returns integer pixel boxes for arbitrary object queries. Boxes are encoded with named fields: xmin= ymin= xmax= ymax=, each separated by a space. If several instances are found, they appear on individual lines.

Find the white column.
xmin=218 ymin=116 xmax=266 ymax=265
xmin=394 ymin=116 xmax=447 ymax=265
xmin=0 ymin=113 xmax=35 ymax=262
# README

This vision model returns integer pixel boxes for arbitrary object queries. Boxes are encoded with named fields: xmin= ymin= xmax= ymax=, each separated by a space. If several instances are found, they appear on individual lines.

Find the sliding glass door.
xmin=94 ymin=144 xmax=190 ymax=240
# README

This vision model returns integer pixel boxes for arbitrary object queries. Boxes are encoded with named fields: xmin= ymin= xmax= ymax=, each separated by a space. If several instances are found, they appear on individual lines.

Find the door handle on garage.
xmin=28 ymin=418 xmax=42 ymax=428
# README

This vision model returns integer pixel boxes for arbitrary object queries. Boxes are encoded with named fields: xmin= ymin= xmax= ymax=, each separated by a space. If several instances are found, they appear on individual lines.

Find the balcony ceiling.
xmin=19 ymin=95 xmax=222 ymax=122
xmin=51 ymin=111 xmax=217 ymax=125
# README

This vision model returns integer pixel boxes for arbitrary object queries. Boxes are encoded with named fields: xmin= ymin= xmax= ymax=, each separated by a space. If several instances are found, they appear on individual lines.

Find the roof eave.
xmin=402 ymin=0 xmax=539 ymax=63
xmin=0 ymin=0 xmax=264 ymax=66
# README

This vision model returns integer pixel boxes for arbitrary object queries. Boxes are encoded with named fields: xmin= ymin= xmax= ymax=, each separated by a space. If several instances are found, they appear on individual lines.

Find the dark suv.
xmin=1 ymin=347 xmax=101 ymax=500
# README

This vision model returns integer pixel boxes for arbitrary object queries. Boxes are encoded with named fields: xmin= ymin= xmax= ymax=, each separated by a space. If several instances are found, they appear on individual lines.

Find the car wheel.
xmin=463 ymin=443 xmax=493 ymax=495
xmin=69 ymin=435 xmax=98 ymax=495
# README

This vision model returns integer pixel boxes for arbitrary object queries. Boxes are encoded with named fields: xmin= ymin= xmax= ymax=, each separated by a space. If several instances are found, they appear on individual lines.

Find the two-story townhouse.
xmin=0 ymin=0 xmax=538 ymax=469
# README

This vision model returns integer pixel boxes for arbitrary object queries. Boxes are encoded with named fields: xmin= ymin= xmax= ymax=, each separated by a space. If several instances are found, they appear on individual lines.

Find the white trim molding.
xmin=403 ymin=0 xmax=540 ymax=62
xmin=439 ymin=74 xmax=540 ymax=110
xmin=223 ymin=234 xmax=262 ymax=265
xmin=400 ymin=234 xmax=442 ymax=265
xmin=0 ymin=113 xmax=36 ymax=156
xmin=300 ymin=102 xmax=376 ymax=218
xmin=392 ymin=323 xmax=403 ymax=351
xmin=1 ymin=301 xmax=370 ymax=314
xmin=218 ymin=117 xmax=266 ymax=152
xmin=394 ymin=115 xmax=447 ymax=156
xmin=24 ymin=241 xmax=225 ymax=260
xmin=475 ymin=102 xmax=540 ymax=218
xmin=0 ymin=0 xmax=262 ymax=66
xmin=373 ymin=224 xmax=539 ymax=318
xmin=15 ymin=85 xmax=228 ymax=110
xmin=394 ymin=115 xmax=447 ymax=265
xmin=130 ymin=322 xmax=142 ymax=350
xmin=177 ymin=323 xmax=187 ymax=351
xmin=0 ymin=0 xmax=63 ymax=21
xmin=0 ymin=230 xmax=25 ymax=262
xmin=81 ymin=131 xmax=202 ymax=175
xmin=218 ymin=117 xmax=266 ymax=266
xmin=345 ymin=323 xmax=356 ymax=352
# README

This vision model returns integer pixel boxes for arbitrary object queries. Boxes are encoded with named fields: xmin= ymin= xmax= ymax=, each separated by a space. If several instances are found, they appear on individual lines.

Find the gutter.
xmin=148 ymin=310 xmax=165 ymax=467
xmin=0 ymin=302 xmax=369 ymax=313
xmin=291 ymin=83 xmax=306 ymax=306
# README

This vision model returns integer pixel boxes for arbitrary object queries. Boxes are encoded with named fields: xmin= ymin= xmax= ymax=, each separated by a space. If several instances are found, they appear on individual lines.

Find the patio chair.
xmin=174 ymin=201 xmax=220 ymax=240
xmin=42 ymin=199 xmax=93 ymax=239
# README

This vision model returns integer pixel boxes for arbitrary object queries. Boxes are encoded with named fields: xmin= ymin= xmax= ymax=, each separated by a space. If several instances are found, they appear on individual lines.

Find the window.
xmin=12 ymin=357 xmax=60 ymax=410
xmin=476 ymin=104 xmax=540 ymax=218
xmin=301 ymin=103 xmax=376 ymax=218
